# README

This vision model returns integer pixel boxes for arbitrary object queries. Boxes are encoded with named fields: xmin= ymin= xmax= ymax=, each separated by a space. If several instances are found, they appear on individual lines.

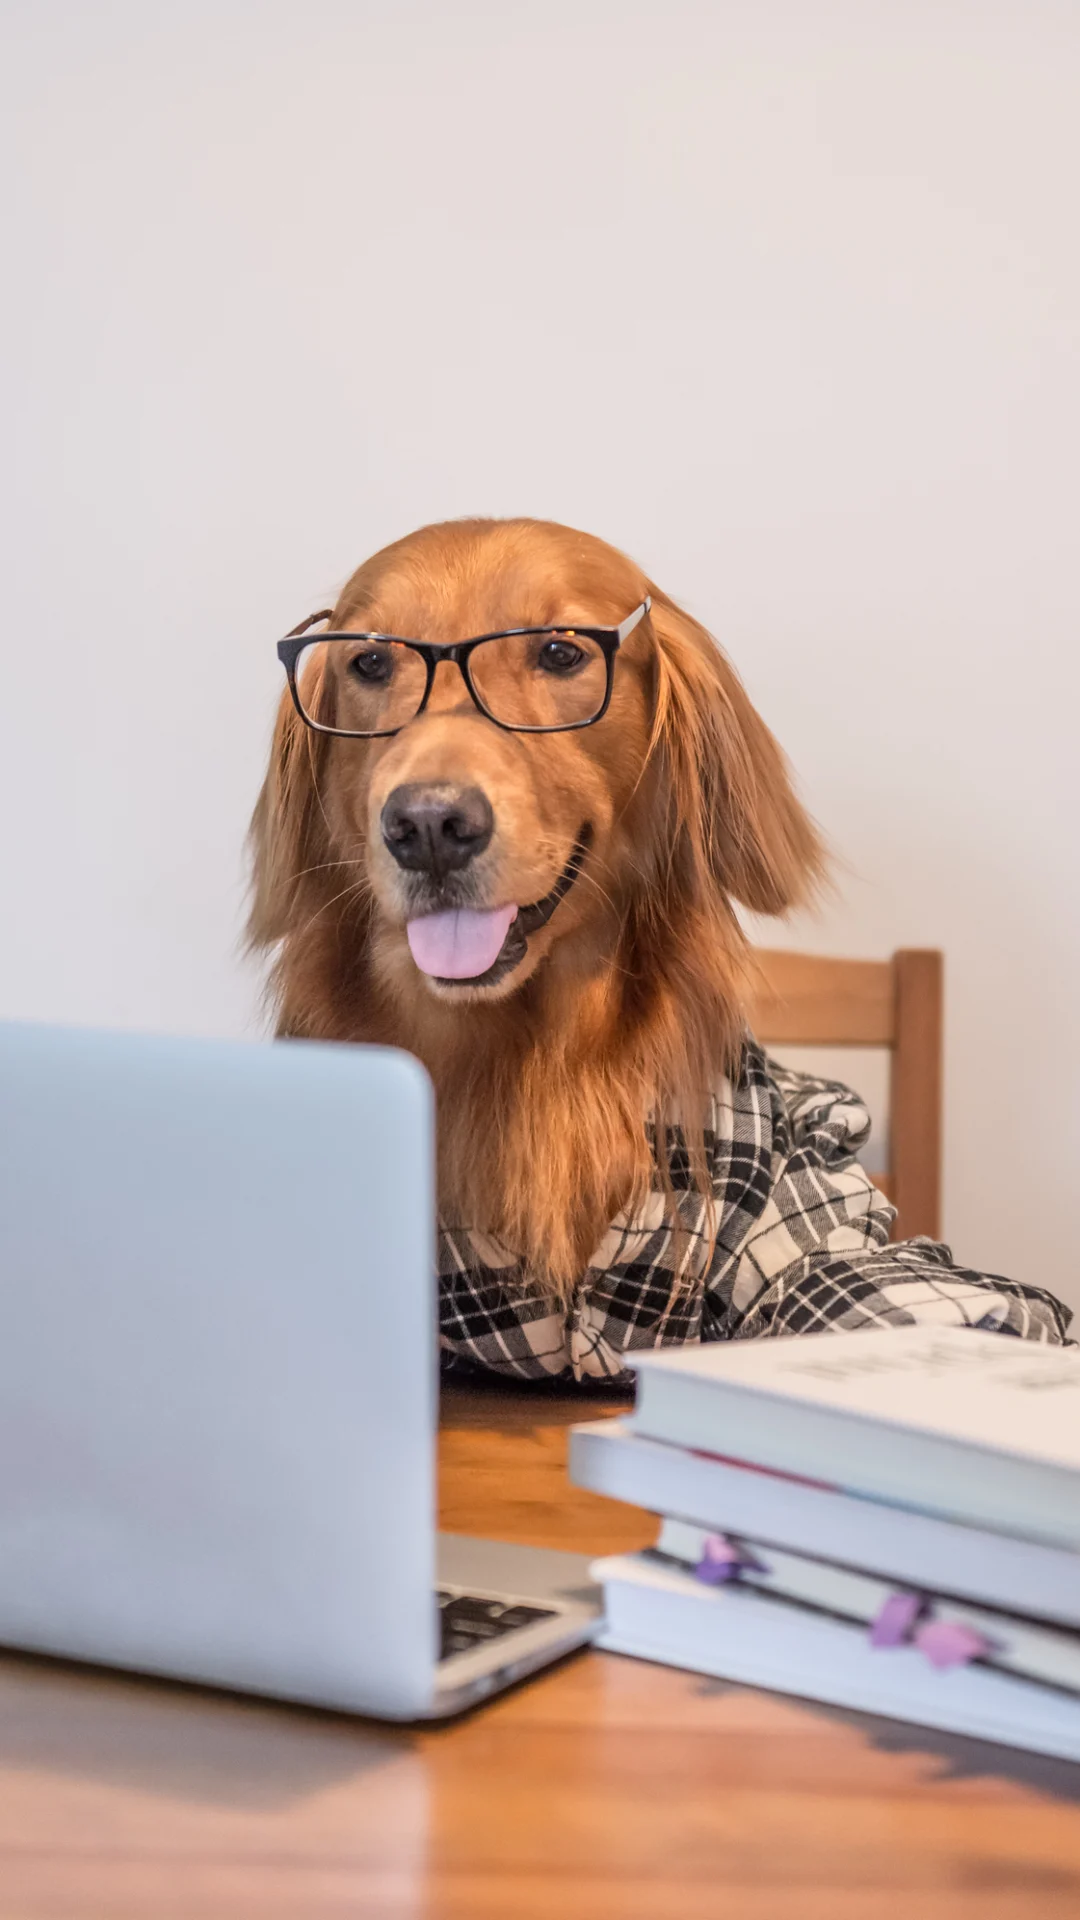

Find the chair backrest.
xmin=748 ymin=949 xmax=943 ymax=1243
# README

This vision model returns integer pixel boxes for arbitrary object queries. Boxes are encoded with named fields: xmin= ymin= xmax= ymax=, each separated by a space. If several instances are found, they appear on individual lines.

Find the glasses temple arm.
xmin=284 ymin=609 xmax=335 ymax=640
xmin=615 ymin=596 xmax=651 ymax=645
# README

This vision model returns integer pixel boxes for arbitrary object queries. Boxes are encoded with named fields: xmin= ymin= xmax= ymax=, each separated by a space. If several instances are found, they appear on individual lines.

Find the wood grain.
xmin=750 ymin=949 xmax=897 ymax=1046
xmin=890 ymin=947 xmax=944 ymax=1240
xmin=0 ymin=1385 xmax=1075 ymax=1919
xmin=438 ymin=1383 xmax=650 ymax=1554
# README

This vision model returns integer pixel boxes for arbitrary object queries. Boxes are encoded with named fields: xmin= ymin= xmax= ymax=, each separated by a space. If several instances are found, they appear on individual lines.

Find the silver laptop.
xmin=0 ymin=1021 xmax=600 ymax=1719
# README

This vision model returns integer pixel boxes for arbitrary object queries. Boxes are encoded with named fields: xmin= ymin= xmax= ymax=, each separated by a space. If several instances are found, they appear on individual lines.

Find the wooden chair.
xmin=748 ymin=949 xmax=943 ymax=1243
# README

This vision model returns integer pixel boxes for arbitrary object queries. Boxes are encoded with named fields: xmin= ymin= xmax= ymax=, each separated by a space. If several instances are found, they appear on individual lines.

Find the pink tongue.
xmin=406 ymin=904 xmax=517 ymax=980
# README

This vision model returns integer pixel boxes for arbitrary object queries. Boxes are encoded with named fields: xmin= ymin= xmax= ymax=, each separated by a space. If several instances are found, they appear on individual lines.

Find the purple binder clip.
xmin=914 ymin=1620 xmax=993 ymax=1670
xmin=694 ymin=1533 xmax=762 ymax=1585
xmin=868 ymin=1592 xmax=994 ymax=1669
xmin=869 ymin=1591 xmax=922 ymax=1648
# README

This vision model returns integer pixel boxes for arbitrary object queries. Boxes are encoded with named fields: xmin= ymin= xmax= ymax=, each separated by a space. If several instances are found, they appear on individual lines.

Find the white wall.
xmin=2 ymin=3 xmax=1078 ymax=1308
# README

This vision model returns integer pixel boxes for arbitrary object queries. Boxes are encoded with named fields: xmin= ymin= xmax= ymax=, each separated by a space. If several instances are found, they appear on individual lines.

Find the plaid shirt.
xmin=439 ymin=1041 xmax=1071 ymax=1383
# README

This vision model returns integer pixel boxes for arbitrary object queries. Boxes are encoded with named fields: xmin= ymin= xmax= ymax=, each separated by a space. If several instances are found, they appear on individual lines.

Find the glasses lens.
xmin=468 ymin=631 xmax=609 ymax=730
xmin=294 ymin=638 xmax=427 ymax=735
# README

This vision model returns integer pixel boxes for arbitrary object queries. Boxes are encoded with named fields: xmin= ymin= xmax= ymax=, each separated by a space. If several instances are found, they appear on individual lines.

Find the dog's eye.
xmin=536 ymin=637 xmax=586 ymax=675
xmin=349 ymin=648 xmax=393 ymax=684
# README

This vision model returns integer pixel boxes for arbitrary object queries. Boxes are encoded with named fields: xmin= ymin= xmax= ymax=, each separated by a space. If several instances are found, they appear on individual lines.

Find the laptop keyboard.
xmin=437 ymin=1588 xmax=558 ymax=1661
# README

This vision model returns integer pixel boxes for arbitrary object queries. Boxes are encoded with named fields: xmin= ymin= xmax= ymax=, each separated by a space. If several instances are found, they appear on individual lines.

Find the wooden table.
xmin=2 ymin=1384 xmax=1079 ymax=1917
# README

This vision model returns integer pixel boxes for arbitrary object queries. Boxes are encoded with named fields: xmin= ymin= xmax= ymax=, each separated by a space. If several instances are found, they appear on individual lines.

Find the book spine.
xmin=569 ymin=1424 xmax=1080 ymax=1629
xmin=631 ymin=1370 xmax=1080 ymax=1555
xmin=597 ymin=1569 xmax=1080 ymax=1765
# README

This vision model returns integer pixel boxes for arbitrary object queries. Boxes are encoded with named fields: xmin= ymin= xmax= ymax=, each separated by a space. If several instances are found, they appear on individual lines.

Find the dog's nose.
xmin=380 ymin=783 xmax=495 ymax=877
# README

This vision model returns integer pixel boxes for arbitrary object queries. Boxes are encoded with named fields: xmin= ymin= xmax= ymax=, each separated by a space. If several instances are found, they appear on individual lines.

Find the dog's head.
xmin=250 ymin=517 xmax=822 ymax=1028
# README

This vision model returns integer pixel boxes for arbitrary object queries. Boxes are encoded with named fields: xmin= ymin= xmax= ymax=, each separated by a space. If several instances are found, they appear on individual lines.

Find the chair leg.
xmin=889 ymin=949 xmax=943 ymax=1242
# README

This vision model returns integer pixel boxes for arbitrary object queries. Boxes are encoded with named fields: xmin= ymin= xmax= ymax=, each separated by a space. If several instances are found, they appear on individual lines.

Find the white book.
xmin=593 ymin=1551 xmax=1080 ymax=1765
xmin=654 ymin=1517 xmax=1080 ymax=1696
xmin=569 ymin=1419 xmax=1080 ymax=1626
xmin=628 ymin=1326 xmax=1080 ymax=1551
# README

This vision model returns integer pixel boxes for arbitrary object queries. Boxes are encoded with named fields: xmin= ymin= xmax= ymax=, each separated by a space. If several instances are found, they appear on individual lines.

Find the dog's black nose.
xmin=381 ymin=783 xmax=495 ymax=877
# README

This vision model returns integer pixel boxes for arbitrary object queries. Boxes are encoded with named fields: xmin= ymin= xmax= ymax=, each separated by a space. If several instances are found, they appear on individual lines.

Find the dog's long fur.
xmin=248 ymin=519 xmax=824 ymax=1294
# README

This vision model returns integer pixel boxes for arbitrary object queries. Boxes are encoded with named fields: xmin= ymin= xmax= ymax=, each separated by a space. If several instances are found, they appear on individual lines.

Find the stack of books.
xmin=570 ymin=1326 xmax=1080 ymax=1760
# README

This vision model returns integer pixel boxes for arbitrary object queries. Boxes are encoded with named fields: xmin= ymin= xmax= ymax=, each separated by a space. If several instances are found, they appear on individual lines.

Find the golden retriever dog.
xmin=249 ymin=517 xmax=1072 ymax=1370
xmin=248 ymin=517 xmax=823 ymax=1300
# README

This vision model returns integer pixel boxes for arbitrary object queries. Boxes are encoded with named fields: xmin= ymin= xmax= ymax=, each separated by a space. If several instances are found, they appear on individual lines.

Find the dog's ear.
xmin=646 ymin=588 xmax=825 ymax=915
xmin=246 ymin=684 xmax=333 ymax=949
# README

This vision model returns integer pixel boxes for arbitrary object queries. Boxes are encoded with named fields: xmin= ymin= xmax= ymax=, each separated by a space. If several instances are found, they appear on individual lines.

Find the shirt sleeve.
xmin=709 ymin=1058 xmax=1072 ymax=1347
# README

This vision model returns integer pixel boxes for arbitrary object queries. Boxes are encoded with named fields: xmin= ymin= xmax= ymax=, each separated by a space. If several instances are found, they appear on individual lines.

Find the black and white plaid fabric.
xmin=439 ymin=1040 xmax=1071 ymax=1383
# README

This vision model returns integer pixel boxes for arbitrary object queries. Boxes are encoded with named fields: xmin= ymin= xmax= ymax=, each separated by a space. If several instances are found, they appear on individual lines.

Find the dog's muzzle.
xmin=405 ymin=828 xmax=592 ymax=989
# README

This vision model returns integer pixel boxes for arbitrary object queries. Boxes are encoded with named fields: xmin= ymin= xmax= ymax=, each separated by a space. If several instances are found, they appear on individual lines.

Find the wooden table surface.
xmin=2 ymin=1383 xmax=1079 ymax=1918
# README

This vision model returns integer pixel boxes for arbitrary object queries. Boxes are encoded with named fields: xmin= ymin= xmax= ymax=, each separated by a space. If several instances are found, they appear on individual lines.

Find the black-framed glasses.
xmin=276 ymin=598 xmax=651 ymax=738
